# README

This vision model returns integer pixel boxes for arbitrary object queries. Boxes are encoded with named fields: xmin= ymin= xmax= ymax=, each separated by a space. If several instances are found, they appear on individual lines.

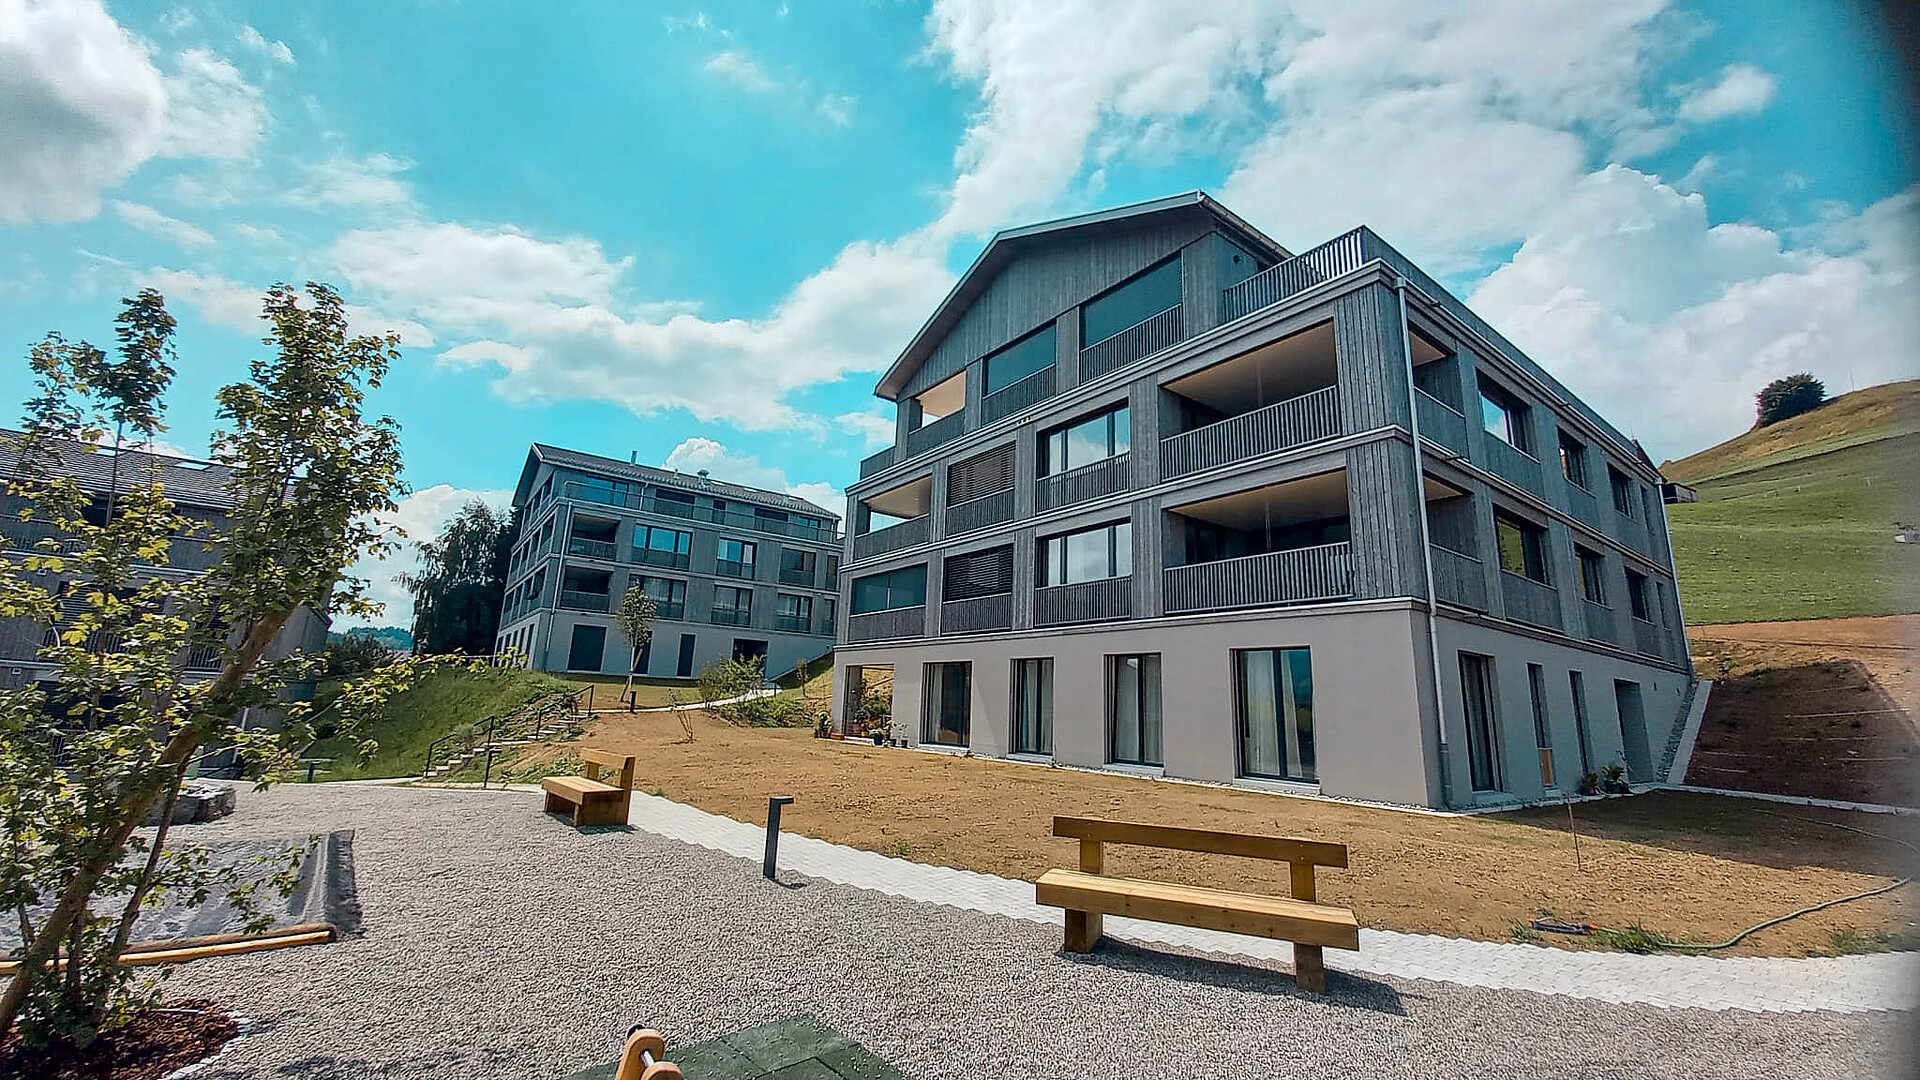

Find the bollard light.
xmin=764 ymin=796 xmax=795 ymax=880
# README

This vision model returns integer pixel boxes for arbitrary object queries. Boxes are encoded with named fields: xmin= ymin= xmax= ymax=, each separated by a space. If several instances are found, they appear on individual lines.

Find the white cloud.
xmin=816 ymin=92 xmax=856 ymax=127
xmin=341 ymin=484 xmax=512 ymax=629
xmin=237 ymin=24 xmax=293 ymax=66
xmin=662 ymin=437 xmax=842 ymax=515
xmin=834 ymin=409 xmax=895 ymax=450
xmin=287 ymin=152 xmax=414 ymax=208
xmin=138 ymin=266 xmax=260 ymax=328
xmin=157 ymin=47 xmax=268 ymax=160
xmin=1676 ymin=63 xmax=1774 ymax=123
xmin=111 ymin=199 xmax=213 ymax=246
xmin=706 ymin=50 xmax=775 ymax=93
xmin=230 ymin=221 xmax=285 ymax=245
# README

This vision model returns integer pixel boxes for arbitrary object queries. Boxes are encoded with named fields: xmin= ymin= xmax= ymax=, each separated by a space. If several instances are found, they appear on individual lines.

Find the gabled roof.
xmin=0 ymin=429 xmax=237 ymax=510
xmin=514 ymin=443 xmax=840 ymax=520
xmin=875 ymin=192 xmax=1289 ymax=401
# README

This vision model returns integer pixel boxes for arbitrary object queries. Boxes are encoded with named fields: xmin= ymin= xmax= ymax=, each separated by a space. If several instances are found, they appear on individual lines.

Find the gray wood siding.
xmin=1345 ymin=439 xmax=1424 ymax=599
xmin=1332 ymin=283 xmax=1412 ymax=433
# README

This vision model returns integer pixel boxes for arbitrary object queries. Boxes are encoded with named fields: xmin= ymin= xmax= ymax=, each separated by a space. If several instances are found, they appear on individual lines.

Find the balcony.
xmin=1632 ymin=616 xmax=1664 ymax=658
xmin=1079 ymin=305 xmax=1183 ymax=384
xmin=1613 ymin=512 xmax=1653 ymax=556
xmin=858 ymin=445 xmax=896 ymax=479
xmin=1034 ymin=576 xmax=1131 ymax=626
xmin=710 ymin=607 xmax=754 ymax=627
xmin=1162 ymin=385 xmax=1341 ymax=479
xmin=654 ymin=601 xmax=686 ymax=621
xmin=560 ymin=589 xmax=610 ymax=613
xmin=633 ymin=547 xmax=691 ymax=571
xmin=774 ymin=613 xmax=813 ymax=634
xmin=567 ymin=536 xmax=616 ymax=560
xmin=779 ymin=567 xmax=815 ymax=587
xmin=559 ymin=482 xmax=840 ymax=544
xmin=1036 ymin=452 xmax=1130 ymax=513
xmin=1160 ymin=320 xmax=1342 ymax=480
xmin=1565 ymin=483 xmax=1603 ymax=531
xmin=1415 ymin=390 xmax=1469 ymax=457
xmin=981 ymin=366 xmax=1055 ymax=424
xmin=940 ymin=593 xmax=1013 ymax=634
xmin=1583 ymin=601 xmax=1616 ymax=645
xmin=903 ymin=410 xmax=963 ymax=459
xmin=851 ymin=515 xmax=930 ymax=562
xmin=845 ymin=606 xmax=924 ymax=643
xmin=715 ymin=559 xmax=755 ymax=580
xmin=1164 ymin=542 xmax=1352 ymax=614
xmin=944 ymin=488 xmax=1014 ymax=537
xmin=1220 ymin=229 xmax=1367 ymax=322
xmin=853 ymin=475 xmax=934 ymax=562
xmin=1429 ymin=544 xmax=1488 ymax=611
xmin=1484 ymin=437 xmax=1544 ymax=497
xmin=1499 ymin=571 xmax=1561 ymax=631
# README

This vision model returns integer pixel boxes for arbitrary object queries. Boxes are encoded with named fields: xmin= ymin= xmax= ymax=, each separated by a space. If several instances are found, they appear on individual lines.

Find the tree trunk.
xmin=109 ymin=756 xmax=193 ymax=959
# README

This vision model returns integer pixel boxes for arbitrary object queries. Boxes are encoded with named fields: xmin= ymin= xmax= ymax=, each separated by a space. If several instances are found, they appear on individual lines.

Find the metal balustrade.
xmin=1164 ymin=543 xmax=1352 ymax=614
xmin=944 ymin=488 xmax=1015 ymax=537
xmin=1429 ymin=545 xmax=1487 ymax=611
xmin=940 ymin=593 xmax=1013 ymax=634
xmin=715 ymin=559 xmax=755 ymax=580
xmin=1415 ymin=390 xmax=1469 ymax=456
xmin=1583 ymin=601 xmax=1617 ymax=645
xmin=1160 ymin=385 xmax=1341 ymax=478
xmin=981 ymin=366 xmax=1056 ymax=424
xmin=1498 ymin=572 xmax=1561 ymax=630
xmin=850 ymin=515 xmax=930 ymax=562
xmin=858 ymin=445 xmax=896 ymax=479
xmin=1034 ymin=576 xmax=1132 ymax=625
xmin=1632 ymin=616 xmax=1664 ymax=658
xmin=1484 ymin=437 xmax=1544 ymax=496
xmin=709 ymin=607 xmax=754 ymax=627
xmin=1078 ymin=306 xmax=1183 ymax=383
xmin=567 ymin=537 xmax=616 ymax=560
xmin=1035 ymin=452 xmax=1130 ymax=512
xmin=779 ymin=568 xmax=815 ymax=587
xmin=903 ymin=411 xmax=964 ymax=459
xmin=845 ymin=606 xmax=925 ymax=643
xmin=559 ymin=590 xmax=610 ymax=612
xmin=1220 ymin=229 xmax=1367 ymax=322
xmin=559 ymin=482 xmax=840 ymax=544
xmin=774 ymin=614 xmax=812 ymax=633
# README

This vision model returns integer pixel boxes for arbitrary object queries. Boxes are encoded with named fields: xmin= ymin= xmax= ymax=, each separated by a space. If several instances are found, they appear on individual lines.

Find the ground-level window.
xmin=1011 ymin=658 xmax=1053 ymax=756
xmin=1569 ymin=670 xmax=1593 ymax=776
xmin=1108 ymin=653 xmax=1163 ymax=766
xmin=924 ymin=662 xmax=971 ymax=747
xmin=1527 ymin=663 xmax=1555 ymax=789
xmin=1459 ymin=652 xmax=1502 ymax=792
xmin=1235 ymin=648 xmax=1316 ymax=782
xmin=567 ymin=624 xmax=606 ymax=672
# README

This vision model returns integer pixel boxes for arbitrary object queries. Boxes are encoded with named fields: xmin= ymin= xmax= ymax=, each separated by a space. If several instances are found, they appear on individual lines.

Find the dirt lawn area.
xmin=516 ymin=709 xmax=1919 ymax=959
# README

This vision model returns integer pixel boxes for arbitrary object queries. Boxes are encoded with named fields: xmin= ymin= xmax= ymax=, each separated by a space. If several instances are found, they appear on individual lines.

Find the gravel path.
xmin=164 ymin=784 xmax=1913 ymax=1080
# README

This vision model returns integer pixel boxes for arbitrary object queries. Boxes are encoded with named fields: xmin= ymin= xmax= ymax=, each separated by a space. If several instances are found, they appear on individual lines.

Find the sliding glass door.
xmin=1011 ymin=658 xmax=1053 ymax=755
xmin=1235 ymin=648 xmax=1316 ymax=782
xmin=1107 ymin=654 xmax=1162 ymax=765
xmin=1459 ymin=652 xmax=1503 ymax=792
xmin=923 ymin=662 xmax=971 ymax=747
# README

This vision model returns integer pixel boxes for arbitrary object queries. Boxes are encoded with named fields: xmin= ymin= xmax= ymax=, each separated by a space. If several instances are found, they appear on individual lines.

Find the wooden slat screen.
xmin=947 ymin=444 xmax=1016 ymax=506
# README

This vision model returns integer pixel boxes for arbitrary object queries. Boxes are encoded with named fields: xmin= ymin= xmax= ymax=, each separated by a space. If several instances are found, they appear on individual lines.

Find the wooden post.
xmin=1063 ymin=837 xmax=1104 ymax=952
xmin=1289 ymin=861 xmax=1326 ymax=992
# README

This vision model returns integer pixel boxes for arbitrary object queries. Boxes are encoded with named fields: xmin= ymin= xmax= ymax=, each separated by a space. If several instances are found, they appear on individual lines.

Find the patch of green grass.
xmin=1589 ymin=923 xmax=1678 ymax=954
xmin=1509 ymin=923 xmax=1543 ymax=945
xmin=305 ymin=666 xmax=585 ymax=780
xmin=1823 ymin=926 xmax=1892 ymax=956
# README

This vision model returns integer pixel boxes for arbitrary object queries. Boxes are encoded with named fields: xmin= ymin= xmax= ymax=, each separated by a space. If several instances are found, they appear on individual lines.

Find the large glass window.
xmin=1459 ymin=652 xmax=1503 ymax=792
xmin=1479 ymin=379 xmax=1532 ymax=453
xmin=1235 ymin=648 xmax=1316 ymax=782
xmin=1559 ymin=431 xmax=1589 ymax=490
xmin=1495 ymin=512 xmax=1549 ymax=582
xmin=1040 ymin=521 xmax=1130 ymax=587
xmin=1528 ymin=663 xmax=1555 ymax=789
xmin=850 ymin=565 xmax=928 ymax=614
xmin=1608 ymin=465 xmax=1637 ymax=517
xmin=1108 ymin=654 xmax=1163 ymax=766
xmin=635 ymin=525 xmax=692 ymax=555
xmin=712 ymin=585 xmax=752 ymax=624
xmin=776 ymin=593 xmax=812 ymax=630
xmin=1577 ymin=548 xmax=1607 ymax=604
xmin=1625 ymin=568 xmax=1652 ymax=621
xmin=574 ymin=475 xmax=632 ymax=505
xmin=924 ymin=661 xmax=971 ymax=747
xmin=1040 ymin=405 xmax=1129 ymax=477
xmin=1569 ymin=670 xmax=1594 ymax=776
xmin=983 ymin=324 xmax=1057 ymax=395
xmin=1082 ymin=259 xmax=1181 ymax=346
xmin=636 ymin=575 xmax=686 ymax=610
xmin=717 ymin=538 xmax=757 ymax=577
xmin=1012 ymin=658 xmax=1053 ymax=756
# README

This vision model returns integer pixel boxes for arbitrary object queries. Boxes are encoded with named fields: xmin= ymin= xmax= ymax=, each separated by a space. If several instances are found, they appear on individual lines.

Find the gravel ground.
xmin=161 ymin=783 xmax=1913 ymax=1080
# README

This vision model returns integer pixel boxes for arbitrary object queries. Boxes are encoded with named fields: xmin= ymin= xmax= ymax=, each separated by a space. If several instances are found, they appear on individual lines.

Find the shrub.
xmin=1754 ymin=373 xmax=1826 ymax=427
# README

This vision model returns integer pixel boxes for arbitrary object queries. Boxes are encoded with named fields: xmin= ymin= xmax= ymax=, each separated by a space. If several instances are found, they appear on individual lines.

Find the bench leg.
xmin=1293 ymin=943 xmax=1326 ymax=993
xmin=1063 ymin=910 xmax=1103 ymax=953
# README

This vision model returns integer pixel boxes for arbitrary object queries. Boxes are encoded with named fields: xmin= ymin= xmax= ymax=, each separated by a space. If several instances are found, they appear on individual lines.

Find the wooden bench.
xmin=1034 ymin=816 xmax=1360 ymax=992
xmin=542 ymin=750 xmax=636 ymax=827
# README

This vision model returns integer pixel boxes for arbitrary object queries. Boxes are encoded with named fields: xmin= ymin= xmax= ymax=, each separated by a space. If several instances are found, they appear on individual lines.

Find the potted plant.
xmin=1576 ymin=771 xmax=1602 ymax=797
xmin=862 ymin=710 xmax=892 ymax=745
xmin=1601 ymin=762 xmax=1630 ymax=795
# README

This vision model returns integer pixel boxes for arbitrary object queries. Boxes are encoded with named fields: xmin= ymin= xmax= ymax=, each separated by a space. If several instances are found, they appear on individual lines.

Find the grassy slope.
xmin=307 ymin=666 xmax=586 ymax=780
xmin=1662 ymin=382 xmax=1920 ymax=624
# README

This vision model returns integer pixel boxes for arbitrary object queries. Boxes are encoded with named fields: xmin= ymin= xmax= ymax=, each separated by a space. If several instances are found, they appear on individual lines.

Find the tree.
xmin=322 ymin=631 xmax=391 ymax=678
xmin=614 ymin=585 xmax=656 ymax=703
xmin=1754 ymin=373 xmax=1827 ymax=428
xmin=399 ymin=500 xmax=513 ymax=655
xmin=0 ymin=284 xmax=453 ymax=1049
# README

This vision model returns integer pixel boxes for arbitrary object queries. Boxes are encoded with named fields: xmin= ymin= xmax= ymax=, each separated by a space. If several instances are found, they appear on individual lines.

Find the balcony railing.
xmin=779 ymin=567 xmax=815 ymax=587
xmin=1035 ymin=576 xmax=1132 ymax=626
xmin=903 ymin=411 xmax=964 ymax=459
xmin=944 ymin=488 xmax=1015 ymax=537
xmin=1484 ymin=437 xmax=1543 ymax=496
xmin=710 ymin=607 xmax=754 ymax=627
xmin=940 ymin=593 xmax=1013 ymax=634
xmin=559 ymin=589 xmax=610 ymax=612
xmin=1079 ymin=305 xmax=1183 ymax=384
xmin=1032 ymin=453 xmax=1127 ymax=514
xmin=1220 ymin=228 xmax=1366 ymax=322
xmin=633 ymin=548 xmax=692 ymax=571
xmin=1160 ymin=385 xmax=1341 ymax=479
xmin=1498 ymin=572 xmax=1561 ymax=631
xmin=1429 ymin=545 xmax=1487 ymax=611
xmin=1613 ymin=512 xmax=1653 ymax=556
xmin=560 ymin=482 xmax=841 ymax=544
xmin=567 ymin=536 xmax=616 ymax=560
xmin=715 ymin=559 xmax=755 ymax=580
xmin=982 ymin=366 xmax=1056 ymax=424
xmin=1415 ymin=390 xmax=1469 ymax=457
xmin=859 ymin=445 xmax=896 ymax=479
xmin=850 ymin=515 xmax=930 ymax=562
xmin=774 ymin=613 xmax=813 ymax=634
xmin=653 ymin=601 xmax=686 ymax=621
xmin=1565 ymin=483 xmax=1603 ymax=531
xmin=845 ymin=605 xmax=924 ymax=643
xmin=185 ymin=644 xmax=224 ymax=672
xmin=1632 ymin=616 xmax=1664 ymax=658
xmin=1164 ymin=542 xmax=1352 ymax=614
xmin=1583 ymin=601 xmax=1616 ymax=645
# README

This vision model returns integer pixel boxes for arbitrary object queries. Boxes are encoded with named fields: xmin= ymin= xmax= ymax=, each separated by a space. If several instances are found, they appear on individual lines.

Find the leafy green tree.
xmin=0 ymin=284 xmax=460 ymax=1049
xmin=614 ymin=584 xmax=656 ymax=702
xmin=323 ymin=631 xmax=392 ymax=678
xmin=1754 ymin=373 xmax=1827 ymax=427
xmin=399 ymin=500 xmax=513 ymax=656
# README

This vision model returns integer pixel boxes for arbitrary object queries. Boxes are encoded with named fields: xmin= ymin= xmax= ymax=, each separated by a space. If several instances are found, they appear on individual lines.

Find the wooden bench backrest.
xmin=1053 ymin=817 xmax=1347 ymax=869
xmin=580 ymin=749 xmax=637 ymax=790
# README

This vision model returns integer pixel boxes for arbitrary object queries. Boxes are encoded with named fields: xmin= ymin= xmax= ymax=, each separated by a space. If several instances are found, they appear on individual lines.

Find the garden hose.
xmin=1657 ymin=876 xmax=1912 ymax=952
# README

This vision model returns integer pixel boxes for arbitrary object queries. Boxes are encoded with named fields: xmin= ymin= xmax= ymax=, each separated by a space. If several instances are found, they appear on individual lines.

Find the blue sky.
xmin=2 ymin=1 xmax=1915 ymax=624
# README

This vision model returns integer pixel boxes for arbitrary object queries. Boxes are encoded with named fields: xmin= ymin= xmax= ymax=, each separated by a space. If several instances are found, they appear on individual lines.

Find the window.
xmin=779 ymin=547 xmax=816 ymax=584
xmin=983 ymin=324 xmax=1057 ymax=395
xmin=776 ymin=593 xmax=812 ymax=631
xmin=924 ymin=662 xmax=971 ymax=747
xmin=850 ymin=565 xmax=928 ymax=614
xmin=1459 ymin=653 xmax=1503 ymax=792
xmin=1608 ymin=465 xmax=1636 ymax=517
xmin=1040 ymin=521 xmax=1130 ymax=587
xmin=567 ymin=625 xmax=606 ymax=672
xmin=1108 ymin=654 xmax=1163 ymax=766
xmin=653 ymin=488 xmax=696 ymax=517
xmin=1569 ymin=671 xmax=1593 ymax=776
xmin=1040 ymin=405 xmax=1129 ymax=477
xmin=943 ymin=545 xmax=1014 ymax=600
xmin=1577 ymin=548 xmax=1607 ymax=605
xmin=1478 ymin=378 xmax=1532 ymax=453
xmin=712 ymin=585 xmax=752 ymax=625
xmin=1495 ymin=511 xmax=1549 ymax=583
xmin=636 ymin=575 xmax=686 ymax=614
xmin=675 ymin=633 xmax=697 ymax=677
xmin=575 ymin=475 xmax=632 ymax=506
xmin=1082 ymin=258 xmax=1181 ymax=346
xmin=1558 ymin=431 xmax=1589 ymax=490
xmin=1528 ymin=664 xmax=1555 ymax=789
xmin=1012 ymin=659 xmax=1053 ymax=755
xmin=1625 ymin=568 xmax=1652 ymax=621
xmin=717 ymin=538 xmax=757 ymax=577
xmin=635 ymin=525 xmax=692 ymax=557
xmin=1235 ymin=648 xmax=1316 ymax=782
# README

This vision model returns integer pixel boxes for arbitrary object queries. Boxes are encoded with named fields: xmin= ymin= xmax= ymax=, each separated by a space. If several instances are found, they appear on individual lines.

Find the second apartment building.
xmin=830 ymin=193 xmax=1694 ymax=811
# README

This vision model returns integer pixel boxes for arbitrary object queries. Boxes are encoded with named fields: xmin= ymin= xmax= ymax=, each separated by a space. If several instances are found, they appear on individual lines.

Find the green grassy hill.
xmin=1663 ymin=381 xmax=1920 ymax=624
xmin=305 ymin=665 xmax=586 ymax=780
